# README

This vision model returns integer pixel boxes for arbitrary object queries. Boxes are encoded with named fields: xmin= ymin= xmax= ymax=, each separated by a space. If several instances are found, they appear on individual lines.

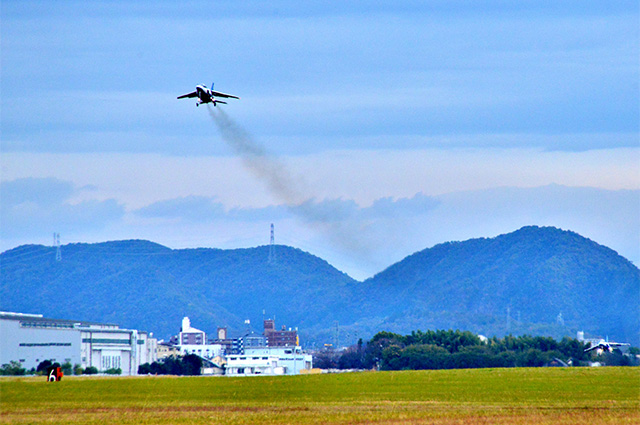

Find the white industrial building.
xmin=176 ymin=317 xmax=224 ymax=359
xmin=0 ymin=312 xmax=157 ymax=375
xmin=226 ymin=346 xmax=312 ymax=376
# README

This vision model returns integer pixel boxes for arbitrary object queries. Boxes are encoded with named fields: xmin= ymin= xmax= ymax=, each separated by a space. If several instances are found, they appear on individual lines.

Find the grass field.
xmin=1 ymin=367 xmax=638 ymax=424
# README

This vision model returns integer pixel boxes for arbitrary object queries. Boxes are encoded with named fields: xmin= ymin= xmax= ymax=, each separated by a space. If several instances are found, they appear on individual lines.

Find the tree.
xmin=138 ymin=363 xmax=152 ymax=375
xmin=1 ymin=361 xmax=26 ymax=376
xmin=313 ymin=351 xmax=338 ymax=369
xmin=380 ymin=345 xmax=403 ymax=370
xmin=137 ymin=355 xmax=202 ymax=376
xmin=338 ymin=348 xmax=364 ymax=369
xmin=519 ymin=348 xmax=549 ymax=367
xmin=182 ymin=354 xmax=203 ymax=376
xmin=61 ymin=362 xmax=72 ymax=376
xmin=36 ymin=360 xmax=54 ymax=375
xmin=400 ymin=344 xmax=449 ymax=370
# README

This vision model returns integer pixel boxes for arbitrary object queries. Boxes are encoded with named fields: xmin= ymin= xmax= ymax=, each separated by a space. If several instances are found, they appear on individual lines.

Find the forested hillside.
xmin=2 ymin=226 xmax=638 ymax=345
xmin=356 ymin=226 xmax=639 ymax=344
xmin=0 ymin=241 xmax=358 ymax=343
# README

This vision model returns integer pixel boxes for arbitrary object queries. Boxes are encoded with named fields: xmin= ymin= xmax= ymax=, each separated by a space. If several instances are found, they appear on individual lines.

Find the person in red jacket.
xmin=47 ymin=366 xmax=63 ymax=382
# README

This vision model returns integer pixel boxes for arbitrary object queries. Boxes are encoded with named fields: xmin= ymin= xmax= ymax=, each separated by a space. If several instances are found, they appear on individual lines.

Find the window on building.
xmin=101 ymin=355 xmax=121 ymax=371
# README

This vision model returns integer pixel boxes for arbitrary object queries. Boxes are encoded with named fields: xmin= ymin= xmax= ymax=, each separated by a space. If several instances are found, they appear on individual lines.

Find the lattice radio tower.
xmin=53 ymin=232 xmax=62 ymax=262
xmin=268 ymin=223 xmax=276 ymax=264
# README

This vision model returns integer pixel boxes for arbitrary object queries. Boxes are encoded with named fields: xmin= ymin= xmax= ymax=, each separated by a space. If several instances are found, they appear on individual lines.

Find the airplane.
xmin=177 ymin=83 xmax=239 ymax=107
xmin=584 ymin=338 xmax=630 ymax=354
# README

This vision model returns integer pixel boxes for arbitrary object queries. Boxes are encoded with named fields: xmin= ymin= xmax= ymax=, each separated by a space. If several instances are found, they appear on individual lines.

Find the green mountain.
xmin=0 ymin=241 xmax=358 ymax=345
xmin=1 ymin=226 xmax=638 ymax=345
xmin=357 ymin=226 xmax=639 ymax=344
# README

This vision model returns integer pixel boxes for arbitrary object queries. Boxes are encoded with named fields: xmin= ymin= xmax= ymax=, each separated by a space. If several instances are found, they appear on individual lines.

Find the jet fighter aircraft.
xmin=177 ymin=83 xmax=239 ymax=107
xmin=584 ymin=338 xmax=630 ymax=354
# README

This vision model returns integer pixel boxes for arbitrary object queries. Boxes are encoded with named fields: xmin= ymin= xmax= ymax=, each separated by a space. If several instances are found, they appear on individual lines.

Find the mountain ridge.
xmin=2 ymin=226 xmax=637 ymax=345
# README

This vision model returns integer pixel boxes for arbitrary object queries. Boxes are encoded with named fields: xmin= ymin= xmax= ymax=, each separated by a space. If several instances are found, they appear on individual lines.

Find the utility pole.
xmin=54 ymin=233 xmax=61 ymax=262
xmin=268 ymin=223 xmax=276 ymax=264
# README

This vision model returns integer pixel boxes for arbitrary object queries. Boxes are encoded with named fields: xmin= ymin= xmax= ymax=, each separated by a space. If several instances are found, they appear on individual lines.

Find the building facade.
xmin=157 ymin=341 xmax=181 ymax=359
xmin=0 ymin=312 xmax=156 ymax=375
xmin=226 ymin=346 xmax=312 ymax=376
xmin=263 ymin=319 xmax=298 ymax=347
xmin=174 ymin=317 xmax=226 ymax=360
xmin=179 ymin=317 xmax=205 ymax=345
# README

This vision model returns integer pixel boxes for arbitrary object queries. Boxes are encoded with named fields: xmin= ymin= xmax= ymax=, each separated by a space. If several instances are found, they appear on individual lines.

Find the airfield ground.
xmin=1 ymin=367 xmax=638 ymax=424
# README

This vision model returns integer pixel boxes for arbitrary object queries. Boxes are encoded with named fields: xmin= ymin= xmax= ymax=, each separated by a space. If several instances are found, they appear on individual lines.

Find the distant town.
xmin=0 ymin=311 xmax=314 ymax=376
xmin=1 ymin=310 xmax=637 ymax=378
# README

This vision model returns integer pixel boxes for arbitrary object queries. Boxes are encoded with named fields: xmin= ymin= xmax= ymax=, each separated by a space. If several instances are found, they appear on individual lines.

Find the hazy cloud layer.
xmin=0 ymin=178 xmax=125 ymax=239
xmin=1 ymin=178 xmax=637 ymax=278
xmin=135 ymin=193 xmax=439 ymax=224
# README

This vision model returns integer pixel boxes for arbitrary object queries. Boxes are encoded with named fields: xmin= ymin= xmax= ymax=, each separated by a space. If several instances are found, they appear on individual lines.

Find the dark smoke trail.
xmin=207 ymin=105 xmax=373 ymax=256
xmin=208 ymin=106 xmax=307 ymax=206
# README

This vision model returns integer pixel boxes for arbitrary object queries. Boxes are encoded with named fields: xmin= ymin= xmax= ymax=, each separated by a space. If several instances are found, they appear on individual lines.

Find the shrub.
xmin=83 ymin=366 xmax=98 ymax=375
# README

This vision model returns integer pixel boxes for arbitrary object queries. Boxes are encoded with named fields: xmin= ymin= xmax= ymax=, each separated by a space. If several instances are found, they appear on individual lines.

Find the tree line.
xmin=138 ymin=354 xmax=203 ymax=375
xmin=0 ymin=359 xmax=119 ymax=376
xmin=314 ymin=330 xmax=639 ymax=370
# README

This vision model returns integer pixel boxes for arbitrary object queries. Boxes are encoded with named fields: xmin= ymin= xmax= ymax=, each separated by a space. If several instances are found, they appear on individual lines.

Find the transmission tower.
xmin=268 ymin=223 xmax=276 ymax=264
xmin=54 ymin=233 xmax=62 ymax=262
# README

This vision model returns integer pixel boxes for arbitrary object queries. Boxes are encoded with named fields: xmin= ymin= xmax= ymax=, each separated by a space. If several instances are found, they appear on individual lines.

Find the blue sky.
xmin=1 ymin=1 xmax=638 ymax=278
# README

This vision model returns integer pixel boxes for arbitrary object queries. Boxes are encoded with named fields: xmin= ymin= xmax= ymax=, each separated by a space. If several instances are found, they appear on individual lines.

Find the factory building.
xmin=0 ymin=312 xmax=156 ymax=375
xmin=226 ymin=346 xmax=312 ymax=376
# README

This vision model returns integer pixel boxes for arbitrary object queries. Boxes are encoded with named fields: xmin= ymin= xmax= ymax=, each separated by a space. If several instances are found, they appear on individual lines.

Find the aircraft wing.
xmin=583 ymin=344 xmax=601 ymax=353
xmin=609 ymin=342 xmax=630 ymax=347
xmin=177 ymin=91 xmax=198 ymax=99
xmin=211 ymin=90 xmax=240 ymax=99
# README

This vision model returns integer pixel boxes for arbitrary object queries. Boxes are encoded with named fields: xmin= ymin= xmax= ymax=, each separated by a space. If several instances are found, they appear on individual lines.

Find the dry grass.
xmin=1 ymin=367 xmax=638 ymax=424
